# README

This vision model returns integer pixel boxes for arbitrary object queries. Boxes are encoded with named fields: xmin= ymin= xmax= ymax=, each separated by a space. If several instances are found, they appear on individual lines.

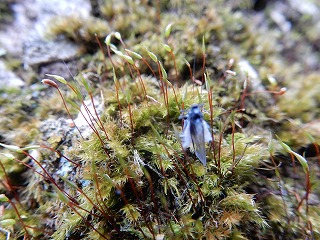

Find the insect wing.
xmin=203 ymin=120 xmax=213 ymax=143
xmin=190 ymin=118 xmax=207 ymax=165
xmin=180 ymin=119 xmax=192 ymax=149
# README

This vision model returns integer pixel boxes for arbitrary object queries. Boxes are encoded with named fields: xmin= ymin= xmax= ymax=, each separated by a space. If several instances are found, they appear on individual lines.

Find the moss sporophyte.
xmin=1 ymin=32 xmax=317 ymax=239
xmin=1 ymin=38 xmax=275 ymax=238
xmin=1 ymin=1 xmax=319 ymax=238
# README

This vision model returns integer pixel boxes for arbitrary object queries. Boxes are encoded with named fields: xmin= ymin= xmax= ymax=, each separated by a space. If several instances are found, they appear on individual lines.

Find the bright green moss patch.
xmin=0 ymin=0 xmax=319 ymax=239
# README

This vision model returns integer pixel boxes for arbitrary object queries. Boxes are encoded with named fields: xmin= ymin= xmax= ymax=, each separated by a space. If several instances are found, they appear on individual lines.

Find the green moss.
xmin=1 ymin=0 xmax=320 ymax=239
xmin=35 ymin=65 xmax=271 ymax=239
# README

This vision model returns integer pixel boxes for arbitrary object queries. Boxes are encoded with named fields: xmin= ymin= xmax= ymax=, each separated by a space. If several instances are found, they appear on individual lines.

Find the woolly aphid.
xmin=180 ymin=104 xmax=212 ymax=165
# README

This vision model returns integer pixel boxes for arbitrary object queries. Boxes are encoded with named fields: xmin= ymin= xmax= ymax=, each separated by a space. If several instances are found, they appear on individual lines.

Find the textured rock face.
xmin=0 ymin=61 xmax=24 ymax=88
xmin=22 ymin=38 xmax=79 ymax=67
xmin=0 ymin=0 xmax=90 ymax=67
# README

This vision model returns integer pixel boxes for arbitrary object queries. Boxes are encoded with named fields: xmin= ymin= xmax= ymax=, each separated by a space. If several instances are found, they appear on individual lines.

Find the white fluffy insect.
xmin=180 ymin=104 xmax=212 ymax=165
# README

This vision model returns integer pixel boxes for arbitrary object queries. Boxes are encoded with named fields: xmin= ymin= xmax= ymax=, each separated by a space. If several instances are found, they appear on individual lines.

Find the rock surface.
xmin=0 ymin=0 xmax=91 ymax=68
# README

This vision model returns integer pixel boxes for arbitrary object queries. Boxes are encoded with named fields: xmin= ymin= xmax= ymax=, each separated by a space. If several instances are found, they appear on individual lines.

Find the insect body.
xmin=180 ymin=105 xmax=212 ymax=165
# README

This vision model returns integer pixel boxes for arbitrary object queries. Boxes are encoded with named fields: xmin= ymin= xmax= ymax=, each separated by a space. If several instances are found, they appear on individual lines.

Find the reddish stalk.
xmin=289 ymin=152 xmax=297 ymax=190
xmin=69 ymin=202 xmax=102 ymax=218
xmin=105 ymin=44 xmax=116 ymax=69
xmin=72 ymin=102 xmax=110 ymax=157
xmin=231 ymin=145 xmax=248 ymax=172
xmin=142 ymin=167 xmax=161 ymax=234
xmin=92 ymin=172 xmax=119 ymax=231
xmin=201 ymin=53 xmax=206 ymax=84
xmin=294 ymin=154 xmax=311 ymax=215
xmin=94 ymin=33 xmax=107 ymax=81
xmin=104 ymin=46 xmax=124 ymax=127
xmin=314 ymin=142 xmax=320 ymax=165
xmin=155 ymin=61 xmax=166 ymax=98
xmin=153 ymin=151 xmax=180 ymax=225
xmin=44 ymin=76 xmax=111 ymax=154
xmin=11 ymin=155 xmax=99 ymax=219
xmin=185 ymin=163 xmax=206 ymax=207
xmin=307 ymin=220 xmax=313 ymax=238
xmin=0 ymin=160 xmax=47 ymax=237
xmin=129 ymin=62 xmax=147 ymax=100
xmin=42 ymin=80 xmax=85 ymax=139
xmin=141 ymin=58 xmax=158 ymax=83
xmin=67 ymin=203 xmax=109 ymax=239
xmin=216 ymin=121 xmax=225 ymax=176
xmin=21 ymin=150 xmax=78 ymax=204
xmin=12 ymin=157 xmax=51 ymax=180
xmin=21 ymin=225 xmax=51 ymax=235
xmin=69 ymin=183 xmax=115 ymax=220
xmin=88 ymin=93 xmax=110 ymax=140
xmin=240 ymin=78 xmax=248 ymax=111
xmin=119 ymin=65 xmax=128 ymax=90
xmin=230 ymin=114 xmax=236 ymax=167
xmin=16 ymin=150 xmax=110 ymax=219
xmin=156 ymin=61 xmax=170 ymax=132
xmin=305 ymin=170 xmax=311 ymax=214
xmin=206 ymin=83 xmax=217 ymax=167
xmin=246 ymin=87 xmax=287 ymax=97
xmin=55 ymin=79 xmax=111 ymax=155
xmin=124 ymin=60 xmax=142 ymax=94
xmin=40 ymin=145 xmax=80 ymax=167
xmin=171 ymin=161 xmax=196 ymax=208
xmin=115 ymin=184 xmax=149 ymax=239
xmin=127 ymin=101 xmax=134 ymax=135
xmin=162 ymin=145 xmax=198 ymax=208
xmin=155 ymin=0 xmax=161 ymax=27
xmin=114 ymin=78 xmax=123 ymax=127
xmin=117 ymin=38 xmax=147 ymax=100
xmin=172 ymin=86 xmax=180 ymax=111
xmin=7 ymin=198 xmax=31 ymax=239
xmin=185 ymin=60 xmax=196 ymax=93
xmin=169 ymin=50 xmax=178 ymax=83
xmin=121 ymin=166 xmax=156 ymax=238
xmin=269 ymin=154 xmax=289 ymax=219
xmin=207 ymin=87 xmax=214 ymax=129
xmin=0 ymin=161 xmax=21 ymax=204
xmin=165 ymin=78 xmax=180 ymax=111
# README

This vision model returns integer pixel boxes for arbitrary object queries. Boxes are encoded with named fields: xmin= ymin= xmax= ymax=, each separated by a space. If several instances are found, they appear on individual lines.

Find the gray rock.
xmin=0 ymin=0 xmax=91 ymax=66
xmin=23 ymin=38 xmax=80 ymax=67
xmin=0 ymin=60 xmax=24 ymax=88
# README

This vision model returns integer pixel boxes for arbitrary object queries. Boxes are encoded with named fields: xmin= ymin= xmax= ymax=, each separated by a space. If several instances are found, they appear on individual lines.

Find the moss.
xmin=47 ymin=15 xmax=110 ymax=53
xmin=1 ymin=0 xmax=320 ymax=239
xmin=30 ymin=62 xmax=271 ymax=239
